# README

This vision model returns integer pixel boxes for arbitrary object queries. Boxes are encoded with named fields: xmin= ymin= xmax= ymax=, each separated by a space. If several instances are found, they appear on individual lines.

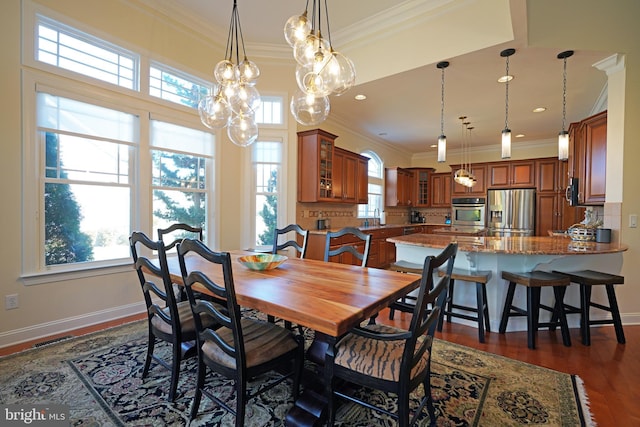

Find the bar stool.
xmin=499 ymin=271 xmax=571 ymax=349
xmin=437 ymin=268 xmax=492 ymax=343
xmin=388 ymin=260 xmax=422 ymax=320
xmin=552 ymin=270 xmax=625 ymax=346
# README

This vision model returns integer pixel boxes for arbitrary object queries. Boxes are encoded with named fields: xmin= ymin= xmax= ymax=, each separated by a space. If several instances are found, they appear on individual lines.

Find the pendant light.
xmin=500 ymin=48 xmax=515 ymax=159
xmin=284 ymin=1 xmax=356 ymax=125
xmin=436 ymin=61 xmax=449 ymax=163
xmin=557 ymin=50 xmax=574 ymax=161
xmin=198 ymin=0 xmax=260 ymax=147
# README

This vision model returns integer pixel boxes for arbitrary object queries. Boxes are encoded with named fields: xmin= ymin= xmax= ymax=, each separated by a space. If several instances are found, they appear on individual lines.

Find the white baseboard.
xmin=0 ymin=303 xmax=145 ymax=349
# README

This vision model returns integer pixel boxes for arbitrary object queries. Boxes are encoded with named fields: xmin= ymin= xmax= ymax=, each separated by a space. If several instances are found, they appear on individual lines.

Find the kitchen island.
xmin=387 ymin=233 xmax=628 ymax=332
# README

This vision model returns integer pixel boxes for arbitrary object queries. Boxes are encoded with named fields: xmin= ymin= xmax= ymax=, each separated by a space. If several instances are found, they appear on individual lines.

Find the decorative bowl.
xmin=567 ymin=226 xmax=597 ymax=242
xmin=238 ymin=254 xmax=288 ymax=271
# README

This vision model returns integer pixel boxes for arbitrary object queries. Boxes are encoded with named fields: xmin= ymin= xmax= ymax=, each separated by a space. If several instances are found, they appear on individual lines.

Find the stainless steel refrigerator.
xmin=487 ymin=188 xmax=536 ymax=236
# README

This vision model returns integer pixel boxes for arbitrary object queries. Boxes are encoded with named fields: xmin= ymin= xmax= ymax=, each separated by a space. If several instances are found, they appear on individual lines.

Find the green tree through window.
xmin=44 ymin=133 xmax=94 ymax=264
xmin=257 ymin=169 xmax=277 ymax=246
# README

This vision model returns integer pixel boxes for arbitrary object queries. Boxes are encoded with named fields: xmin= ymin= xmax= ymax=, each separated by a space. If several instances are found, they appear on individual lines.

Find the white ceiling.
xmin=146 ymin=0 xmax=612 ymax=155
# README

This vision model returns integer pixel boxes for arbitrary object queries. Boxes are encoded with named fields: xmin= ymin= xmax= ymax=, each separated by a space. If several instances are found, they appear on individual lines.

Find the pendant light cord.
xmin=561 ymin=56 xmax=567 ymax=132
xmin=504 ymin=54 xmax=510 ymax=130
xmin=440 ymin=66 xmax=445 ymax=135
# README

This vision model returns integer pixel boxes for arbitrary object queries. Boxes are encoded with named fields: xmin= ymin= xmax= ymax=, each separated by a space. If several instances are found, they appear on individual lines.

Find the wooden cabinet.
xmin=581 ymin=111 xmax=607 ymax=204
xmin=535 ymin=157 xmax=585 ymax=235
xmin=297 ymin=129 xmax=368 ymax=204
xmin=356 ymin=156 xmax=369 ymax=204
xmin=385 ymin=167 xmax=415 ymax=206
xmin=488 ymin=160 xmax=535 ymax=188
xmin=451 ymin=164 xmax=486 ymax=197
xmin=568 ymin=111 xmax=607 ymax=205
xmin=407 ymin=168 xmax=434 ymax=207
xmin=430 ymin=172 xmax=452 ymax=207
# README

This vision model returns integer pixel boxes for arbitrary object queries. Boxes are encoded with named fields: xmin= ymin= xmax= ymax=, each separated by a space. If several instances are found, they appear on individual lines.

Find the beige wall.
xmin=1 ymin=0 xmax=638 ymax=346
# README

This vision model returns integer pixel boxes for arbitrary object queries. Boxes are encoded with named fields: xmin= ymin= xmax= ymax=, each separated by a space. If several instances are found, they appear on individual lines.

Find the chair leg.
xmin=235 ymin=380 xmax=247 ymax=427
xmin=499 ymin=282 xmax=517 ymax=333
xmin=389 ymin=306 xmax=396 ymax=320
xmin=143 ymin=330 xmax=155 ymax=378
xmin=581 ymin=284 xmax=592 ymax=346
xmin=475 ymin=281 xmax=486 ymax=343
xmin=446 ymin=279 xmax=456 ymax=324
xmin=527 ymin=287 xmax=541 ymax=350
xmin=398 ymin=388 xmax=410 ymax=427
xmin=423 ymin=375 xmax=437 ymax=427
xmin=482 ymin=284 xmax=491 ymax=332
xmin=605 ymin=284 xmax=626 ymax=344
xmin=168 ymin=339 xmax=182 ymax=401
xmin=190 ymin=356 xmax=206 ymax=420
xmin=552 ymin=286 xmax=571 ymax=347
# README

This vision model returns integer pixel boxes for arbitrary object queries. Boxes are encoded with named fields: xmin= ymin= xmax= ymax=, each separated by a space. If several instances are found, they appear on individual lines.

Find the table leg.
xmin=285 ymin=332 xmax=334 ymax=427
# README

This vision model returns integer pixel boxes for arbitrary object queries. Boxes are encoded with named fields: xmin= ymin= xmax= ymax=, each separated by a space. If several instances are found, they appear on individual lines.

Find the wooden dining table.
xmin=164 ymin=249 xmax=422 ymax=426
xmin=165 ymin=250 xmax=421 ymax=337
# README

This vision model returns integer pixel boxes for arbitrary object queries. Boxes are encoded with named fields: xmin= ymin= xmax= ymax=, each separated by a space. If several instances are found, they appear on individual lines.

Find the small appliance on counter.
xmin=410 ymin=211 xmax=424 ymax=224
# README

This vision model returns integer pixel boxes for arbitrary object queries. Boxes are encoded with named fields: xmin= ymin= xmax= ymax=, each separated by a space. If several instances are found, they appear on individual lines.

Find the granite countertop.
xmin=387 ymin=233 xmax=628 ymax=255
xmin=308 ymin=223 xmax=450 ymax=235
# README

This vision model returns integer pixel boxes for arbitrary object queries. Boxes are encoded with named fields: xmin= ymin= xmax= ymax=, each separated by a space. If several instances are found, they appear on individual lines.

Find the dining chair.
xmin=177 ymin=238 xmax=305 ymax=426
xmin=272 ymin=223 xmax=309 ymax=259
xmin=269 ymin=224 xmax=309 ymax=332
xmin=324 ymin=242 xmax=458 ymax=427
xmin=323 ymin=227 xmax=371 ymax=267
xmin=129 ymin=231 xmax=219 ymax=402
xmin=157 ymin=223 xmax=203 ymax=251
xmin=157 ymin=223 xmax=209 ymax=302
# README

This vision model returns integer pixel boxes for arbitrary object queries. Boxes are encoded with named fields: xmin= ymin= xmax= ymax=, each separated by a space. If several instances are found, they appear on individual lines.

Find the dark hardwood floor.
xmin=381 ymin=308 xmax=640 ymax=427
xmin=2 ymin=309 xmax=638 ymax=426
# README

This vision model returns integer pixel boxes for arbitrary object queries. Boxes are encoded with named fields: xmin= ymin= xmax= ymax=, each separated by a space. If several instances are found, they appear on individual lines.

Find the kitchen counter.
xmin=308 ymin=223 xmax=449 ymax=235
xmin=387 ymin=234 xmax=628 ymax=255
xmin=389 ymin=234 xmax=628 ymax=332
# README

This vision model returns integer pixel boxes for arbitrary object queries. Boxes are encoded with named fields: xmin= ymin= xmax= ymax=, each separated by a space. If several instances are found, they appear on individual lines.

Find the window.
xmin=24 ymin=15 xmax=219 ymax=276
xmin=149 ymin=63 xmax=209 ymax=109
xmin=358 ymin=151 xmax=384 ymax=218
xmin=150 ymin=120 xmax=214 ymax=241
xmin=36 ymin=15 xmax=138 ymax=90
xmin=255 ymin=96 xmax=284 ymax=125
xmin=250 ymin=140 xmax=283 ymax=251
xmin=38 ymin=93 xmax=137 ymax=265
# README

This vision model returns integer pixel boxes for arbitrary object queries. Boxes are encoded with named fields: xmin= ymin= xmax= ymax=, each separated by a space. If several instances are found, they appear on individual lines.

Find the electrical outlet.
xmin=5 ymin=294 xmax=19 ymax=310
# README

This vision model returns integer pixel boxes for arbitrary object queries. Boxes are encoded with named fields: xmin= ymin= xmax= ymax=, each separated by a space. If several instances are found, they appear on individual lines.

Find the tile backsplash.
xmin=296 ymin=203 xmax=451 ymax=230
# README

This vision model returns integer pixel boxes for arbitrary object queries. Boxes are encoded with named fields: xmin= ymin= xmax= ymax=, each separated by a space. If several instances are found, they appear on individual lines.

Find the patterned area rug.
xmin=0 ymin=320 xmax=594 ymax=426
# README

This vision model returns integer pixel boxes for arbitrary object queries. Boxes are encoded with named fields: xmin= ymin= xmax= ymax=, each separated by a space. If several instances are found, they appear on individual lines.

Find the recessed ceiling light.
xmin=498 ymin=75 xmax=513 ymax=83
xmin=532 ymin=107 xmax=547 ymax=113
xmin=515 ymin=134 xmax=525 ymax=138
xmin=355 ymin=94 xmax=367 ymax=100
xmin=430 ymin=144 xmax=437 ymax=148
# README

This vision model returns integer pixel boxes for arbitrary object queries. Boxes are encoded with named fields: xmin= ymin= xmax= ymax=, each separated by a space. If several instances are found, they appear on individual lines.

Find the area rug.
xmin=0 ymin=319 xmax=594 ymax=426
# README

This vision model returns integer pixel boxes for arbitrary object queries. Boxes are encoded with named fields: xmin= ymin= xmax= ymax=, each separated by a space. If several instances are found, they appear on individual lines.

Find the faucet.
xmin=373 ymin=208 xmax=380 ymax=226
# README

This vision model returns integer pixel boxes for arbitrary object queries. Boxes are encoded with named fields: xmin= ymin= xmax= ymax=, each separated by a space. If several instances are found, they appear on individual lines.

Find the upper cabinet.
xmin=407 ymin=167 xmax=435 ymax=207
xmin=450 ymin=164 xmax=486 ymax=197
xmin=568 ymin=110 xmax=607 ymax=205
xmin=430 ymin=172 xmax=452 ymax=207
xmin=488 ymin=160 xmax=536 ymax=188
xmin=385 ymin=167 xmax=415 ymax=207
xmin=297 ymin=129 xmax=368 ymax=204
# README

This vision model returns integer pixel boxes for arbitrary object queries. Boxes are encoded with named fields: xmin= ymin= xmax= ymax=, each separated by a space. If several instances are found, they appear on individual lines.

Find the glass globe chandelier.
xmin=198 ymin=0 xmax=260 ymax=147
xmin=284 ymin=1 xmax=356 ymax=125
